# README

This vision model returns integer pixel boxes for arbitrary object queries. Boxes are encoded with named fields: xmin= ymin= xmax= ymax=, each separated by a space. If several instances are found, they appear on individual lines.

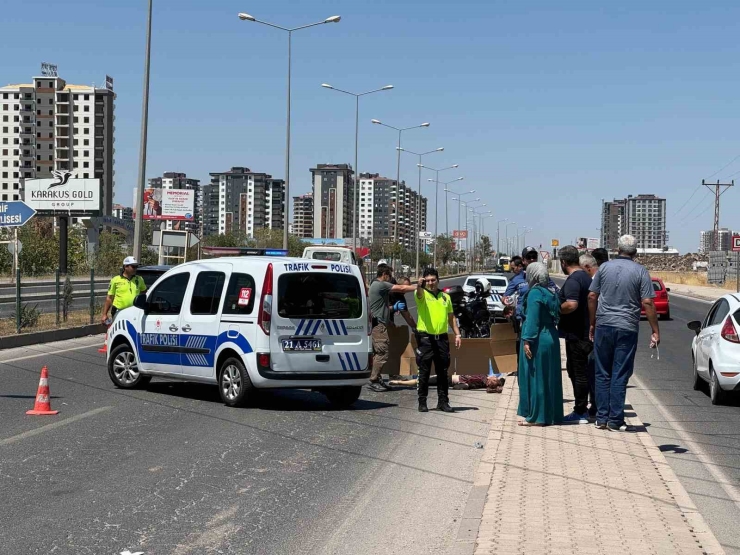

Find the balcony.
xmin=56 ymin=150 xmax=69 ymax=160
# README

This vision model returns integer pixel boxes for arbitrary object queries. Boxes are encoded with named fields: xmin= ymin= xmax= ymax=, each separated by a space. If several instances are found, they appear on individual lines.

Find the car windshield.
xmin=310 ymin=251 xmax=343 ymax=262
xmin=652 ymin=281 xmax=663 ymax=291
xmin=278 ymin=273 xmax=363 ymax=319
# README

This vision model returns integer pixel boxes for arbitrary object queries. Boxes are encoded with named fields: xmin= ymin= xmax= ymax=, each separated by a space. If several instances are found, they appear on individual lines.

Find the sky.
xmin=3 ymin=0 xmax=740 ymax=253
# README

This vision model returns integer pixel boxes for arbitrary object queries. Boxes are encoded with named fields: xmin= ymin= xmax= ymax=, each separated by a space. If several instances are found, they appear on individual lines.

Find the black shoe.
xmin=418 ymin=399 xmax=429 ymax=412
xmin=367 ymin=382 xmax=388 ymax=393
xmin=376 ymin=380 xmax=392 ymax=391
xmin=437 ymin=401 xmax=454 ymax=413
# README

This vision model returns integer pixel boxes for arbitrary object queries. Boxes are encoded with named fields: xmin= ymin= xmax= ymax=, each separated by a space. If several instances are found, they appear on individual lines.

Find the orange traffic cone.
xmin=26 ymin=366 xmax=59 ymax=416
xmin=99 ymin=322 xmax=111 ymax=353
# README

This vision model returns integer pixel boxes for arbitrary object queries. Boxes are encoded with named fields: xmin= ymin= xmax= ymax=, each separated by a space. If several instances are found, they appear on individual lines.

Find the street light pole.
xmin=133 ymin=0 xmax=153 ymax=262
xmin=421 ymin=165 xmax=458 ymax=267
xmin=466 ymin=202 xmax=486 ymax=272
xmin=398 ymin=147 xmax=443 ymax=276
xmin=496 ymin=218 xmax=507 ymax=256
xmin=371 ymin=120 xmax=430 ymax=265
xmin=505 ymin=221 xmax=517 ymax=256
xmin=322 ymin=84 xmax=393 ymax=251
xmin=239 ymin=13 xmax=341 ymax=250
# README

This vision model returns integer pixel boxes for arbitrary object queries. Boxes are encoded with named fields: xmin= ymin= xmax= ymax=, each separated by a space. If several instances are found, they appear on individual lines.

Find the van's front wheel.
xmin=323 ymin=386 xmax=362 ymax=409
xmin=218 ymin=357 xmax=254 ymax=407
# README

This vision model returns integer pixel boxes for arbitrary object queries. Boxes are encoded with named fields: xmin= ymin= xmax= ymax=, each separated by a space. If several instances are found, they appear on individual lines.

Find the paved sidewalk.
xmin=460 ymin=371 xmax=725 ymax=555
xmin=663 ymin=281 xmax=731 ymax=302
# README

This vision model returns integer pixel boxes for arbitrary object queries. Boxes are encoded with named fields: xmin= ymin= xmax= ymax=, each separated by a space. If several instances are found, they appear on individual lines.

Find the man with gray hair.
xmin=579 ymin=253 xmax=598 ymax=278
xmin=588 ymin=235 xmax=659 ymax=432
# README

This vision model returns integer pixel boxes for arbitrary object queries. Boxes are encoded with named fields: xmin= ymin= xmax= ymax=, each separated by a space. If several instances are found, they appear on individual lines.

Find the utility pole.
xmin=702 ymin=180 xmax=734 ymax=250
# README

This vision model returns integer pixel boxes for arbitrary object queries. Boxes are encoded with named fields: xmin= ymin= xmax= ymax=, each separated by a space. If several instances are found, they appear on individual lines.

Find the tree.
xmin=252 ymin=229 xmax=307 ymax=257
xmin=434 ymin=234 xmax=456 ymax=266
xmin=477 ymin=235 xmax=493 ymax=264
xmin=94 ymin=231 xmax=127 ymax=276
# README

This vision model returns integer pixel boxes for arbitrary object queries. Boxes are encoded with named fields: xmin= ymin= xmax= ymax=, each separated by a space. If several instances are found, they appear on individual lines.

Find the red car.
xmin=641 ymin=277 xmax=670 ymax=320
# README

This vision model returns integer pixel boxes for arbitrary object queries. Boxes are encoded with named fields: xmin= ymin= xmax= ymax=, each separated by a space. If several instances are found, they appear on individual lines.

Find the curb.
xmin=452 ymin=375 xmax=515 ymax=554
xmin=0 ymin=324 xmax=105 ymax=351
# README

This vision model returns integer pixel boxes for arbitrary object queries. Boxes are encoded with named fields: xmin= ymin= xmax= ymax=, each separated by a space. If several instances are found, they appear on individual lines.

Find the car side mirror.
xmin=133 ymin=293 xmax=149 ymax=312
xmin=666 ymin=287 xmax=671 ymax=292
xmin=687 ymin=320 xmax=701 ymax=335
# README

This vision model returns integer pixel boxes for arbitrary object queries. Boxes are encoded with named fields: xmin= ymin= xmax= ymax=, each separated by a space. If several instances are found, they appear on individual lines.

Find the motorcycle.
xmin=444 ymin=285 xmax=492 ymax=338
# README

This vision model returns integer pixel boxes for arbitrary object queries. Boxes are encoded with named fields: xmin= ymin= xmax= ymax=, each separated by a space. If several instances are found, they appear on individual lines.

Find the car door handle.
xmin=316 ymin=355 xmax=330 ymax=362
xmin=169 ymin=324 xmax=179 ymax=332
xmin=181 ymin=325 xmax=191 ymax=332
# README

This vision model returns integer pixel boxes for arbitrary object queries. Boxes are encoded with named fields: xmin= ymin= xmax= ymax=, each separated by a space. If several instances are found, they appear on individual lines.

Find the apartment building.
xmin=601 ymin=195 xmax=667 ymax=250
xmin=700 ymin=228 xmax=735 ymax=253
xmin=292 ymin=193 xmax=314 ymax=239
xmin=201 ymin=167 xmax=285 ymax=237
xmin=0 ymin=69 xmax=115 ymax=213
xmin=148 ymin=171 xmax=200 ymax=233
xmin=112 ymin=204 xmax=132 ymax=221
xmin=356 ymin=172 xmax=427 ymax=249
xmin=310 ymin=163 xmax=354 ymax=239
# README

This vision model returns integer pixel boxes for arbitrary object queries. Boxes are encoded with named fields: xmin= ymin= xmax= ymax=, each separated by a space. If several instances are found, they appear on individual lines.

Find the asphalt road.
xmin=551 ymin=274 xmax=740 ymax=554
xmin=0 ymin=276 xmax=497 ymax=555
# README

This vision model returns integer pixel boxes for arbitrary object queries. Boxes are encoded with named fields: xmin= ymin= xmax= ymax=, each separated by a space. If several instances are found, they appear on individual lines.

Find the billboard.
xmin=453 ymin=229 xmax=468 ymax=239
xmin=143 ymin=188 xmax=195 ymax=221
xmin=577 ymin=237 xmax=600 ymax=251
xmin=23 ymin=175 xmax=101 ymax=215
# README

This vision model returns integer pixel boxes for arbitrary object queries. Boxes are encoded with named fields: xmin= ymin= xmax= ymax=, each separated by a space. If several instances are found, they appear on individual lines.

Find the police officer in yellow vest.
xmin=415 ymin=267 xmax=462 ymax=413
xmin=101 ymin=256 xmax=147 ymax=324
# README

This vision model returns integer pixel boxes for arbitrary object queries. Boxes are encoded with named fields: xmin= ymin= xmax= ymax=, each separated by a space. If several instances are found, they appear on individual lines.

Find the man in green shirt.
xmin=101 ymin=256 xmax=147 ymax=323
xmin=368 ymin=266 xmax=417 ymax=392
xmin=415 ymin=267 xmax=462 ymax=413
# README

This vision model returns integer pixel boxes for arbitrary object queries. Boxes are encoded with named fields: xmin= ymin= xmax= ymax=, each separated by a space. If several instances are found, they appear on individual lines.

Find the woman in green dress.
xmin=517 ymin=262 xmax=563 ymax=426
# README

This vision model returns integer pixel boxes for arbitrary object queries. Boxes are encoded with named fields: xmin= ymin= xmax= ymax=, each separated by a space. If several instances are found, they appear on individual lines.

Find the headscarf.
xmin=524 ymin=262 xmax=560 ymax=325
xmin=525 ymin=262 xmax=549 ymax=288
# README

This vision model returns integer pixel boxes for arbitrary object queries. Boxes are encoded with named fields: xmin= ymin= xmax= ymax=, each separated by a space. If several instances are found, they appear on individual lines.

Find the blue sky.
xmin=4 ymin=0 xmax=740 ymax=253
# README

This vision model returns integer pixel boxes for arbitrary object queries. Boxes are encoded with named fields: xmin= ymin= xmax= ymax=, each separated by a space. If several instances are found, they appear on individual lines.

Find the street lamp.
xmin=371 ymin=120 xmax=430 ymax=257
xmin=470 ymin=208 xmax=491 ymax=272
xmin=465 ymin=202 xmax=486 ymax=272
xmin=238 ymin=12 xmax=341 ymax=250
xmin=505 ymin=221 xmax=517 ymax=256
xmin=435 ymin=178 xmax=465 ymax=237
xmin=398 ymin=147 xmax=444 ymax=276
xmin=133 ymin=0 xmax=154 ymax=262
xmin=321 ymin=84 xmax=393 ymax=249
xmin=496 ymin=218 xmax=507 ymax=256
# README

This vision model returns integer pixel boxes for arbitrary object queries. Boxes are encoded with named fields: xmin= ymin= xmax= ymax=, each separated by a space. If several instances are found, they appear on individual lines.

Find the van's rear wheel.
xmin=324 ymin=386 xmax=362 ymax=409
xmin=218 ymin=357 xmax=254 ymax=407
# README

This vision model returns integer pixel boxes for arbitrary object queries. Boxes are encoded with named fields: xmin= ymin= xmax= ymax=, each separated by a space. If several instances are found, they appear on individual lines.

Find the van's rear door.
xmin=271 ymin=261 xmax=368 ymax=373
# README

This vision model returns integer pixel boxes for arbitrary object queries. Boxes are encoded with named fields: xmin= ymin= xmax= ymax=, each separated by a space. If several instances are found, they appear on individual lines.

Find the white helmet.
xmin=474 ymin=278 xmax=491 ymax=295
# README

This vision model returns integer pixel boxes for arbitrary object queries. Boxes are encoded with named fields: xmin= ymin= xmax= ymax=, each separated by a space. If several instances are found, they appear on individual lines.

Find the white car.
xmin=106 ymin=256 xmax=371 ymax=409
xmin=462 ymin=274 xmax=509 ymax=317
xmin=688 ymin=293 xmax=740 ymax=405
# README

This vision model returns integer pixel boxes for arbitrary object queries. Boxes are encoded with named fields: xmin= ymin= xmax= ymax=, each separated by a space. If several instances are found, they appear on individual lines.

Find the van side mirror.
xmin=687 ymin=320 xmax=701 ymax=335
xmin=666 ymin=287 xmax=671 ymax=292
xmin=133 ymin=293 xmax=149 ymax=312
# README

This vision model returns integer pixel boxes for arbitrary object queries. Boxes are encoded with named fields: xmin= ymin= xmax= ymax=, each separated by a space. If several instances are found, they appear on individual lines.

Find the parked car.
xmin=641 ymin=277 xmax=670 ymax=320
xmin=462 ymin=274 xmax=509 ymax=318
xmin=136 ymin=265 xmax=172 ymax=289
xmin=687 ymin=293 xmax=740 ymax=405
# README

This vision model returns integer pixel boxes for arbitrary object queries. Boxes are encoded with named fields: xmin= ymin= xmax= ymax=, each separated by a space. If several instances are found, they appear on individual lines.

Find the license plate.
xmin=282 ymin=338 xmax=323 ymax=352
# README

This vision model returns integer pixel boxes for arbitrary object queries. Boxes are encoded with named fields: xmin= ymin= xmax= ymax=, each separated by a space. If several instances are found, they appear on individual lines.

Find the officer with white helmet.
xmin=101 ymin=256 xmax=147 ymax=324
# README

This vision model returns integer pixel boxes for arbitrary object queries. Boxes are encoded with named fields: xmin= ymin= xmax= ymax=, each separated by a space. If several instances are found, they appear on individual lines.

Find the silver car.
xmin=462 ymin=274 xmax=510 ymax=318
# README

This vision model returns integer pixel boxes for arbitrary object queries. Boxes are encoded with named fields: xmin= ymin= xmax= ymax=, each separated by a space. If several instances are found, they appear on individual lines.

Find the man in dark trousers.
xmin=558 ymin=245 xmax=594 ymax=424
xmin=368 ymin=266 xmax=418 ymax=392
xmin=414 ymin=267 xmax=462 ymax=413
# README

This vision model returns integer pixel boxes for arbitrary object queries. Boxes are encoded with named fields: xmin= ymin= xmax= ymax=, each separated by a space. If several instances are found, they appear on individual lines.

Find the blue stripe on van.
xmin=340 ymin=321 xmax=348 ymax=335
xmin=295 ymin=319 xmax=305 ymax=335
xmin=338 ymin=353 xmax=347 ymax=371
xmin=352 ymin=353 xmax=361 ymax=371
xmin=311 ymin=320 xmax=322 ymax=335
xmin=332 ymin=321 xmax=341 ymax=335
xmin=325 ymin=320 xmax=334 ymax=335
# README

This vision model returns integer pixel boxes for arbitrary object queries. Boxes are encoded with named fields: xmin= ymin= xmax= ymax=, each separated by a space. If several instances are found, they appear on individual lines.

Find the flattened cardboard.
xmin=385 ymin=325 xmax=411 ymax=375
xmin=493 ymin=354 xmax=518 ymax=374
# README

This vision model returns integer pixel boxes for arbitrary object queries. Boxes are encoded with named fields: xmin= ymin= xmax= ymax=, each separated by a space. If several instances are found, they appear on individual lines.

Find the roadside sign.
xmin=0 ymin=201 xmax=36 ymax=227
xmin=7 ymin=240 xmax=22 ymax=255
xmin=551 ymin=239 xmax=559 ymax=247
xmin=418 ymin=231 xmax=433 ymax=239
xmin=452 ymin=230 xmax=468 ymax=239
xmin=733 ymin=235 xmax=740 ymax=252
xmin=540 ymin=250 xmax=550 ymax=261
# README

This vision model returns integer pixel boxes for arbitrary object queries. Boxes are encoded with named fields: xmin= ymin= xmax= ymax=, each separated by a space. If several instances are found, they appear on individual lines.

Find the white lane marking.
xmin=0 ymin=341 xmax=101 ymax=366
xmin=632 ymin=373 xmax=740 ymax=512
xmin=0 ymin=406 xmax=112 ymax=446
xmin=121 ymin=551 xmax=144 ymax=555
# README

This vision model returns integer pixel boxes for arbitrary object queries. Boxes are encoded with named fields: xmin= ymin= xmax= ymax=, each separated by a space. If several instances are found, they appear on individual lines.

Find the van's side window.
xmin=148 ymin=273 xmax=190 ymax=315
xmin=223 ymin=273 xmax=256 ymax=315
xmin=190 ymin=272 xmax=226 ymax=315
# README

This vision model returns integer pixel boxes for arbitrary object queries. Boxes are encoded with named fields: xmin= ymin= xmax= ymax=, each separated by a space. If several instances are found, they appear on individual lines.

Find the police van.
xmin=105 ymin=256 xmax=371 ymax=408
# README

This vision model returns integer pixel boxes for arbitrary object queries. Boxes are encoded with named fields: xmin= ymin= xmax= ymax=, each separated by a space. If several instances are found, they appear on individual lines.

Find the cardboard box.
xmin=385 ymin=325 xmax=411 ymax=376
xmin=490 ymin=322 xmax=518 ymax=375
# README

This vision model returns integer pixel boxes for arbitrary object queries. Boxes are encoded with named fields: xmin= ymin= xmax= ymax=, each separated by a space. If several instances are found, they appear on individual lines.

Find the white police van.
xmin=106 ymin=255 xmax=371 ymax=408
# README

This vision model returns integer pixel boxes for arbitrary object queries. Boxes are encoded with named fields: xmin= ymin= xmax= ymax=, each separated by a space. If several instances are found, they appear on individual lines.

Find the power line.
xmin=672 ymin=185 xmax=702 ymax=217
xmin=685 ymin=202 xmax=714 ymax=224
xmin=705 ymin=153 xmax=740 ymax=180
xmin=678 ymin=190 xmax=712 ymax=223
